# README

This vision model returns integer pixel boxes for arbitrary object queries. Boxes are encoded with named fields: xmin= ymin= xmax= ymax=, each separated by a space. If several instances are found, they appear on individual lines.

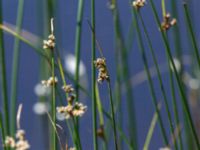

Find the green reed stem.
xmin=114 ymin=43 xmax=123 ymax=149
xmin=134 ymin=12 xmax=168 ymax=145
xmin=74 ymin=0 xmax=84 ymax=102
xmin=183 ymin=3 xmax=200 ymax=69
xmin=51 ymin=53 xmax=56 ymax=150
xmin=138 ymin=12 xmax=176 ymax=146
xmin=91 ymin=0 xmax=98 ymax=149
xmin=165 ymin=32 xmax=178 ymax=150
xmin=170 ymin=3 xmax=184 ymax=148
xmin=0 ymin=112 xmax=7 ymax=150
xmin=10 ymin=0 xmax=24 ymax=136
xmin=112 ymin=6 xmax=137 ymax=149
xmin=0 ymin=0 xmax=9 ymax=136
xmin=57 ymin=58 xmax=79 ymax=146
xmin=72 ymin=117 xmax=82 ymax=150
xmin=107 ymin=81 xmax=118 ymax=150
xmin=143 ymin=105 xmax=159 ymax=150
xmin=161 ymin=0 xmax=166 ymax=17
xmin=96 ymin=83 xmax=107 ymax=150
xmin=149 ymin=0 xmax=200 ymax=148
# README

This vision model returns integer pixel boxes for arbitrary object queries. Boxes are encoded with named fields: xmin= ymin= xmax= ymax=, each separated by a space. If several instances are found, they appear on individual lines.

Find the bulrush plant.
xmin=1 ymin=0 xmax=200 ymax=149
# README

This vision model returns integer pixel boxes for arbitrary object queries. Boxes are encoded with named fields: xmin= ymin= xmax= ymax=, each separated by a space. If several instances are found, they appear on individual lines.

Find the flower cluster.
xmin=161 ymin=13 xmax=177 ymax=31
xmin=62 ymin=84 xmax=74 ymax=93
xmin=5 ymin=129 xmax=30 ymax=150
xmin=41 ymin=76 xmax=58 ymax=87
xmin=57 ymin=102 xmax=87 ymax=119
xmin=94 ymin=57 xmax=109 ymax=83
xmin=132 ymin=0 xmax=146 ymax=10
xmin=57 ymin=84 xmax=87 ymax=119
xmin=43 ymin=34 xmax=55 ymax=49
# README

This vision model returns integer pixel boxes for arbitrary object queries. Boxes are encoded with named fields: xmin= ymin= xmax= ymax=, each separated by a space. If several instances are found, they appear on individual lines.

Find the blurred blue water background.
xmin=1 ymin=0 xmax=200 ymax=150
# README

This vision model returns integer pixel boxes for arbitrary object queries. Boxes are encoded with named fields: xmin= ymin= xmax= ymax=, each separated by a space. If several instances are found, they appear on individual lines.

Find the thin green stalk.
xmin=91 ymin=0 xmax=98 ymax=149
xmin=169 ymin=68 xmax=182 ymax=150
xmin=57 ymin=58 xmax=78 ymax=147
xmin=125 ymin=18 xmax=136 ymax=52
xmin=138 ymin=12 xmax=176 ymax=146
xmin=171 ymin=2 xmax=184 ymax=148
xmin=107 ymin=81 xmax=118 ymax=150
xmin=112 ymin=6 xmax=137 ymax=149
xmin=134 ymin=12 xmax=168 ymax=145
xmin=143 ymin=105 xmax=159 ymax=150
xmin=0 ymin=0 xmax=9 ymax=136
xmin=103 ymin=110 xmax=133 ymax=149
xmin=74 ymin=0 xmax=84 ymax=101
xmin=10 ymin=0 xmax=24 ymax=136
xmin=161 ymin=0 xmax=166 ymax=17
xmin=96 ymin=84 xmax=107 ymax=150
xmin=165 ymin=33 xmax=178 ymax=150
xmin=72 ymin=117 xmax=82 ymax=150
xmin=51 ymin=54 xmax=56 ymax=150
xmin=149 ymin=0 xmax=200 ymax=148
xmin=0 ymin=112 xmax=7 ymax=150
xmin=183 ymin=3 xmax=200 ymax=69
xmin=114 ymin=45 xmax=123 ymax=149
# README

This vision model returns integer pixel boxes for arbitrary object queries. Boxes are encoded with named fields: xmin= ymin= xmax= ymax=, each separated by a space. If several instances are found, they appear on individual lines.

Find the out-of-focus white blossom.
xmin=170 ymin=58 xmax=181 ymax=73
xmin=188 ymin=78 xmax=200 ymax=90
xmin=64 ymin=54 xmax=86 ymax=77
xmin=41 ymin=76 xmax=58 ymax=87
xmin=33 ymin=102 xmax=49 ymax=115
xmin=159 ymin=147 xmax=171 ymax=150
xmin=34 ymin=83 xmax=51 ymax=97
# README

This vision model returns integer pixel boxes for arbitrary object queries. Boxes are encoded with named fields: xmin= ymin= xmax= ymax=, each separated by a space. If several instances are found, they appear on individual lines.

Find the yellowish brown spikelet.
xmin=94 ymin=57 xmax=109 ymax=83
xmin=5 ymin=104 xmax=30 ymax=150
xmin=161 ymin=13 xmax=177 ymax=31
xmin=97 ymin=125 xmax=105 ymax=140
xmin=5 ymin=129 xmax=30 ymax=150
xmin=57 ymin=102 xmax=87 ymax=119
xmin=132 ymin=0 xmax=146 ymax=10
xmin=41 ymin=76 xmax=58 ymax=87
xmin=43 ymin=18 xmax=56 ymax=49
xmin=62 ymin=84 xmax=74 ymax=93
xmin=57 ymin=84 xmax=87 ymax=119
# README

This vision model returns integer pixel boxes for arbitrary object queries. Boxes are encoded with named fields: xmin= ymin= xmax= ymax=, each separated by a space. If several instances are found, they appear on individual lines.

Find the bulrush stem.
xmin=91 ymin=0 xmax=98 ymax=149
xmin=149 ymin=0 xmax=200 ymax=148
xmin=74 ymin=0 xmax=84 ymax=101
xmin=10 ymin=0 xmax=24 ymax=136
xmin=134 ymin=12 xmax=168 ymax=145
xmin=51 ymin=54 xmax=56 ymax=150
xmin=0 ymin=0 xmax=10 ymax=137
xmin=107 ymin=81 xmax=118 ymax=150
xmin=0 ymin=112 xmax=7 ymax=150
xmin=183 ymin=3 xmax=200 ymax=69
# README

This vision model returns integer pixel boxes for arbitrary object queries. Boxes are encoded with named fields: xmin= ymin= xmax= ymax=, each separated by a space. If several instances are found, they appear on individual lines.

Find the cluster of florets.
xmin=57 ymin=84 xmax=87 ymax=119
xmin=57 ymin=102 xmax=87 ymax=119
xmin=43 ymin=34 xmax=55 ymax=49
xmin=161 ymin=13 xmax=177 ymax=31
xmin=132 ymin=0 xmax=146 ymax=10
xmin=94 ymin=57 xmax=109 ymax=83
xmin=41 ymin=76 xmax=58 ymax=87
xmin=5 ymin=129 xmax=30 ymax=150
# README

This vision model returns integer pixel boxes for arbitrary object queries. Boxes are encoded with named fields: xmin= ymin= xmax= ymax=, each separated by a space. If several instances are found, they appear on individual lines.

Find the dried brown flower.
xmin=94 ymin=57 xmax=109 ymax=83
xmin=161 ymin=13 xmax=177 ymax=31
xmin=41 ymin=76 xmax=58 ymax=87
xmin=132 ymin=0 xmax=146 ymax=10
xmin=5 ymin=129 xmax=30 ymax=150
